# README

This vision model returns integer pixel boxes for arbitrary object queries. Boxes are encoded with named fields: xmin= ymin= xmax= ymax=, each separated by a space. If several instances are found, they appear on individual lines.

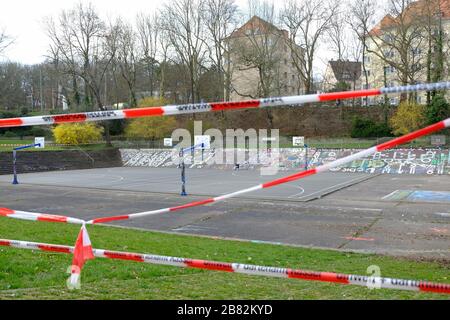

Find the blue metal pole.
xmin=304 ymin=144 xmax=308 ymax=171
xmin=12 ymin=143 xmax=41 ymax=185
xmin=13 ymin=143 xmax=40 ymax=151
xmin=179 ymin=143 xmax=205 ymax=196
xmin=180 ymin=149 xmax=187 ymax=196
xmin=201 ymin=143 xmax=204 ymax=162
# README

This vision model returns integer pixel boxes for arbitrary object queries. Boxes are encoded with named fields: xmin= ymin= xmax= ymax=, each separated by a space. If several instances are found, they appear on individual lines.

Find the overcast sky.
xmin=0 ymin=0 xmax=386 ymax=76
xmin=0 ymin=0 xmax=253 ymax=65
xmin=0 ymin=0 xmax=173 ymax=64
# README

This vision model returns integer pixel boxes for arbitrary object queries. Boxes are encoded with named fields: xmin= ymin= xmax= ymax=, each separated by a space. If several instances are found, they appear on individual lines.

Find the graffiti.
xmin=384 ymin=190 xmax=450 ymax=203
xmin=324 ymin=149 xmax=450 ymax=175
xmin=119 ymin=148 xmax=450 ymax=175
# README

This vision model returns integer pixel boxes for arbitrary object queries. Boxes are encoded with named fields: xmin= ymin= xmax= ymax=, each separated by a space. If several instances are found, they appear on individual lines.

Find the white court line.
xmin=296 ymin=175 xmax=371 ymax=200
xmin=435 ymin=212 xmax=450 ymax=217
xmin=382 ymin=190 xmax=400 ymax=200
xmin=288 ymin=186 xmax=305 ymax=198
xmin=348 ymin=207 xmax=382 ymax=212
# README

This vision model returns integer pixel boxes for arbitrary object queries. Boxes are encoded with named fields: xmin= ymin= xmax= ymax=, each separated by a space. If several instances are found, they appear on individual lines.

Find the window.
xmin=383 ymin=34 xmax=394 ymax=43
xmin=390 ymin=97 xmax=398 ymax=105
xmin=284 ymin=72 xmax=287 ymax=79
xmin=411 ymin=48 xmax=422 ymax=56
xmin=384 ymin=50 xmax=395 ymax=58
xmin=384 ymin=66 xmax=395 ymax=75
xmin=412 ymin=63 xmax=422 ymax=72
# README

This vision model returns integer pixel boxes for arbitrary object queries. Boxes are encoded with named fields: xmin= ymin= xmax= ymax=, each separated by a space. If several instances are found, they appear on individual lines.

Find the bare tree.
xmin=0 ymin=63 xmax=27 ymax=110
xmin=115 ymin=19 xmax=138 ymax=107
xmin=420 ymin=0 xmax=448 ymax=104
xmin=47 ymin=38 xmax=82 ymax=108
xmin=158 ymin=28 xmax=172 ymax=99
xmin=327 ymin=6 xmax=348 ymax=61
xmin=229 ymin=0 xmax=285 ymax=127
xmin=348 ymin=0 xmax=376 ymax=94
xmin=45 ymin=2 xmax=119 ymax=144
xmin=203 ymin=0 xmax=239 ymax=101
xmin=136 ymin=13 xmax=159 ymax=98
xmin=160 ymin=0 xmax=208 ymax=103
xmin=364 ymin=0 xmax=426 ymax=101
xmin=45 ymin=46 xmax=61 ymax=110
xmin=234 ymin=1 xmax=282 ymax=98
xmin=281 ymin=0 xmax=339 ymax=94
xmin=0 ymin=28 xmax=13 ymax=54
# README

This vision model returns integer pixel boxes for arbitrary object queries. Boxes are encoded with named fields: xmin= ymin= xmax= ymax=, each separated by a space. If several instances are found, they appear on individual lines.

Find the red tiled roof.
xmin=369 ymin=0 xmax=450 ymax=35
xmin=228 ymin=15 xmax=288 ymax=39
xmin=329 ymin=60 xmax=362 ymax=82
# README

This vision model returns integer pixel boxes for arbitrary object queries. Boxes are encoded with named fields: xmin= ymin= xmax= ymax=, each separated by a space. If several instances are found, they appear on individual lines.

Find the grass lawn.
xmin=0 ymin=139 xmax=110 ymax=152
xmin=0 ymin=218 xmax=448 ymax=300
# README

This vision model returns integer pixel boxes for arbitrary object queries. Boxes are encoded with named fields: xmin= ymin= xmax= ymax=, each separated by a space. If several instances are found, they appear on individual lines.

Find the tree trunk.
xmin=265 ymin=109 xmax=274 ymax=129
xmin=94 ymin=92 xmax=112 ymax=147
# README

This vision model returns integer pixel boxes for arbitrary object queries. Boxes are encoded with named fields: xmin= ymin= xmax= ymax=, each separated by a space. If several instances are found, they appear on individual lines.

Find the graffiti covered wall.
xmin=120 ymin=148 xmax=450 ymax=175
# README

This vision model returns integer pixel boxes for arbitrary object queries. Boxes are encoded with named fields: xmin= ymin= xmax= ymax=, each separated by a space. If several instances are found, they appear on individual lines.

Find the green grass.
xmin=0 ymin=139 xmax=110 ymax=152
xmin=0 ymin=219 xmax=449 ymax=300
xmin=0 ymin=139 xmax=34 ymax=145
xmin=282 ymin=137 xmax=449 ymax=149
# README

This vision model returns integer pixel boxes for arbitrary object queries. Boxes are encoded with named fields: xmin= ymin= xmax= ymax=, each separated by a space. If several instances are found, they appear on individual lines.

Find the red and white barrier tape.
xmin=0 ymin=207 xmax=85 ymax=225
xmin=2 ymin=117 xmax=449 ymax=224
xmin=0 ymin=82 xmax=449 ymax=128
xmin=70 ymin=225 xmax=95 ymax=286
xmin=0 ymin=238 xmax=448 ymax=295
xmin=87 ymin=117 xmax=450 ymax=224
xmin=2 ymin=117 xmax=449 ymax=225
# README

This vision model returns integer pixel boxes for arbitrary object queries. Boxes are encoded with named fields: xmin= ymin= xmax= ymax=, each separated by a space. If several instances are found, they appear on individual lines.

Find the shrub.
xmin=332 ymin=81 xmax=351 ymax=92
xmin=109 ymin=119 xmax=126 ymax=136
xmin=52 ymin=123 xmax=104 ymax=145
xmin=0 ymin=111 xmax=20 ymax=118
xmin=138 ymin=97 xmax=168 ymax=108
xmin=426 ymin=94 xmax=450 ymax=125
xmin=3 ymin=131 xmax=18 ymax=138
xmin=390 ymin=101 xmax=426 ymax=135
xmin=125 ymin=117 xmax=177 ymax=140
xmin=29 ymin=127 xmax=49 ymax=138
xmin=351 ymin=117 xmax=392 ymax=138
xmin=20 ymin=107 xmax=29 ymax=116
xmin=124 ymin=97 xmax=177 ymax=140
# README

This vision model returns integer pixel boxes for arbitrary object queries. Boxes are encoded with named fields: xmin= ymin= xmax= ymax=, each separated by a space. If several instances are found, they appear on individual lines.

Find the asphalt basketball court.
xmin=1 ymin=167 xmax=449 ymax=259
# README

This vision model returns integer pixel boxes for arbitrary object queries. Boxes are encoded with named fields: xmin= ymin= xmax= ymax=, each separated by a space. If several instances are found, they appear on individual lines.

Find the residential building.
xmin=322 ymin=60 xmax=362 ymax=92
xmin=225 ymin=16 xmax=303 ymax=101
xmin=364 ymin=0 xmax=450 ymax=105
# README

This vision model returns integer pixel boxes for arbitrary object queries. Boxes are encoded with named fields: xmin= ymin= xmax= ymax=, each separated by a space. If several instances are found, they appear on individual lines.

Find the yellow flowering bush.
xmin=125 ymin=97 xmax=177 ymax=140
xmin=53 ymin=123 xmax=104 ymax=145
xmin=390 ymin=101 xmax=426 ymax=136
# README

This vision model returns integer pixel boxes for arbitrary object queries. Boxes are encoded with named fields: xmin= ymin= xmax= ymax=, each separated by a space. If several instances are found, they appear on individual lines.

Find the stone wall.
xmin=0 ymin=148 xmax=123 ymax=175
